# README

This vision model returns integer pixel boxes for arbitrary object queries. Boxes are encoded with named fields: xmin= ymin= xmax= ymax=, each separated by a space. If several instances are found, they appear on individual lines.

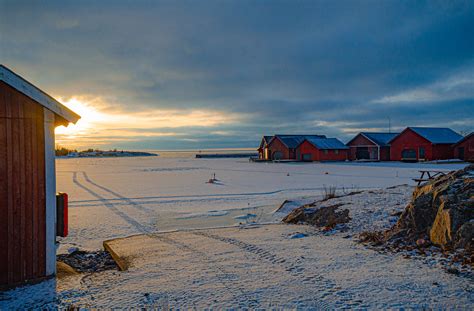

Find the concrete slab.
xmin=97 ymin=223 xmax=472 ymax=308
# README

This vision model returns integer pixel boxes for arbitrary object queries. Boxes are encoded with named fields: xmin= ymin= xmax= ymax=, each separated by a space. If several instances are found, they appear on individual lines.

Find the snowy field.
xmin=1 ymin=154 xmax=471 ymax=308
xmin=55 ymin=154 xmax=467 ymax=250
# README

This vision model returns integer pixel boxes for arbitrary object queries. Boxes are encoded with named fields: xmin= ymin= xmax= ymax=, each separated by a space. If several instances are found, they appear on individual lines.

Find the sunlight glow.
xmin=55 ymin=97 xmax=108 ymax=136
xmin=54 ymin=96 xmax=242 ymax=149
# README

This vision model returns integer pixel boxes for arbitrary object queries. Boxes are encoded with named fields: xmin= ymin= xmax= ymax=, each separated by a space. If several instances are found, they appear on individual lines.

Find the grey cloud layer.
xmin=1 ymin=0 xmax=473 ymax=149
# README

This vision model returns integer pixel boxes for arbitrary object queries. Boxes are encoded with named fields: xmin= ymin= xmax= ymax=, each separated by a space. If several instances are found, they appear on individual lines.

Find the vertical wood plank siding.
xmin=0 ymin=81 xmax=46 ymax=288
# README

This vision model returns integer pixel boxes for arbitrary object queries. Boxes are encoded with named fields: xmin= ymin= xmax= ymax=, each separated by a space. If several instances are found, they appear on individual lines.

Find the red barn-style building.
xmin=0 ymin=65 xmax=80 ymax=289
xmin=346 ymin=132 xmax=399 ymax=161
xmin=257 ymin=135 xmax=274 ymax=160
xmin=389 ymin=127 xmax=462 ymax=161
xmin=453 ymin=132 xmax=474 ymax=162
xmin=262 ymin=134 xmax=326 ymax=160
xmin=297 ymin=137 xmax=348 ymax=161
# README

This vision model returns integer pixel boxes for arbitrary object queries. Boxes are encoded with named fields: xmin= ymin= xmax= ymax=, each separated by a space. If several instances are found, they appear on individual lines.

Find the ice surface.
xmin=1 ymin=156 xmax=470 ymax=308
xmin=55 ymin=157 xmax=466 ymax=249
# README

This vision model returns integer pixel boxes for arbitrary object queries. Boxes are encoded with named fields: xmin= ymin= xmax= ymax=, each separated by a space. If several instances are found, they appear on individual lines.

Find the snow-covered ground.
xmin=2 ymin=223 xmax=473 ymax=309
xmin=55 ymin=156 xmax=467 ymax=250
xmin=1 ymin=155 xmax=471 ymax=308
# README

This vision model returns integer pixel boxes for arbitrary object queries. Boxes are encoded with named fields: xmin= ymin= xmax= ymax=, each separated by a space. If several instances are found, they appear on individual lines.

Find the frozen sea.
xmin=1 ymin=150 xmax=472 ymax=309
xmin=56 ymin=150 xmax=467 ymax=250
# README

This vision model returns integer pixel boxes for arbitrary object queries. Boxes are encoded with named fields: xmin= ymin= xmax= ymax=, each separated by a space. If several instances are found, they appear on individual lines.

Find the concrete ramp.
xmin=99 ymin=224 xmax=470 ymax=309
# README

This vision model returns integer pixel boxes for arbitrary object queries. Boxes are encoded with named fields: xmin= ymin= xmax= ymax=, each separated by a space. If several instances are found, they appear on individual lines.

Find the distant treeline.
xmin=55 ymin=146 xmax=78 ymax=156
xmin=55 ymin=146 xmax=156 ymax=157
xmin=55 ymin=146 xmax=122 ymax=156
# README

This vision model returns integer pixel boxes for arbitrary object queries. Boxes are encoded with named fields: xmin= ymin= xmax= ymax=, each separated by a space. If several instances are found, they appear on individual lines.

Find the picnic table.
xmin=413 ymin=170 xmax=448 ymax=186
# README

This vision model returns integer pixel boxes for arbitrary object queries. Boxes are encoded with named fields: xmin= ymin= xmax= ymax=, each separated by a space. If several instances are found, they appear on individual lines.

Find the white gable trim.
xmin=360 ymin=133 xmax=380 ymax=146
xmin=43 ymin=109 xmax=57 ymax=276
xmin=0 ymin=65 xmax=80 ymax=124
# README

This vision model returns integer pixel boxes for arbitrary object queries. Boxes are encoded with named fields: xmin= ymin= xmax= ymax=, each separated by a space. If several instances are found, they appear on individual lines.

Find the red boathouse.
xmin=346 ymin=132 xmax=399 ymax=161
xmin=0 ymin=65 xmax=80 ymax=289
xmin=264 ymin=134 xmax=326 ymax=160
xmin=257 ymin=135 xmax=273 ymax=160
xmin=389 ymin=127 xmax=462 ymax=161
xmin=453 ymin=132 xmax=474 ymax=162
xmin=297 ymin=137 xmax=348 ymax=161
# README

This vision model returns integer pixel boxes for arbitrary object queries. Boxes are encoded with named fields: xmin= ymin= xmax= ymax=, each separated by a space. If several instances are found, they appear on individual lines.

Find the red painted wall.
xmin=454 ymin=135 xmax=474 ymax=162
xmin=347 ymin=134 xmax=392 ymax=161
xmin=297 ymin=140 xmax=348 ymax=161
xmin=347 ymin=134 xmax=375 ymax=160
xmin=267 ymin=137 xmax=290 ymax=160
xmin=347 ymin=134 xmax=376 ymax=147
xmin=432 ymin=144 xmax=454 ymax=160
xmin=320 ymin=149 xmax=348 ymax=161
xmin=379 ymin=146 xmax=391 ymax=161
xmin=298 ymin=140 xmax=319 ymax=161
xmin=0 ymin=82 xmax=47 ymax=289
xmin=390 ymin=129 xmax=433 ymax=161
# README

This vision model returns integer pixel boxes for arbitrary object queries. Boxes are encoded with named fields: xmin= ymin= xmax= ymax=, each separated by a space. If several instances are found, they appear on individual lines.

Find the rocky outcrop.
xmin=57 ymin=250 xmax=119 ymax=273
xmin=385 ymin=164 xmax=474 ymax=251
xmin=283 ymin=203 xmax=350 ymax=229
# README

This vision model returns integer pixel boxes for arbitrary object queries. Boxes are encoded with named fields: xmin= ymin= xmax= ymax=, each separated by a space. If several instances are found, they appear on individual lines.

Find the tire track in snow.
xmin=69 ymin=187 xmax=325 ymax=204
xmin=192 ymin=230 xmax=352 ymax=309
xmin=79 ymin=171 xmax=151 ymax=212
xmin=210 ymin=167 xmax=415 ymax=180
xmin=69 ymin=186 xmax=376 ymax=208
xmin=72 ymin=171 xmax=152 ymax=234
xmin=147 ymin=233 xmax=262 ymax=307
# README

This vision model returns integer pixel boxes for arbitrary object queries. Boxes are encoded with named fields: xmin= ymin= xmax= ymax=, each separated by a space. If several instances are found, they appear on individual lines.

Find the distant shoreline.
xmin=57 ymin=151 xmax=158 ymax=158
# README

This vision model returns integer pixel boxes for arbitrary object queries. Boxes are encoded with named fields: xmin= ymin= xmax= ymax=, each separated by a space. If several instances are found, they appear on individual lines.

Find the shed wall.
xmin=267 ymin=137 xmax=290 ymax=160
xmin=347 ymin=134 xmax=376 ymax=147
xmin=390 ymin=129 xmax=433 ymax=161
xmin=298 ymin=140 xmax=320 ymax=161
xmin=379 ymin=146 xmax=391 ymax=161
xmin=297 ymin=141 xmax=348 ymax=161
xmin=0 ymin=81 xmax=47 ymax=288
xmin=347 ymin=134 xmax=379 ymax=160
xmin=454 ymin=136 xmax=474 ymax=162
xmin=431 ymin=144 xmax=454 ymax=160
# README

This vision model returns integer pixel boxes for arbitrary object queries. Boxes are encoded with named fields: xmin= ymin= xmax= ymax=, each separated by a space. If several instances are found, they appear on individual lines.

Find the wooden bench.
xmin=413 ymin=170 xmax=448 ymax=186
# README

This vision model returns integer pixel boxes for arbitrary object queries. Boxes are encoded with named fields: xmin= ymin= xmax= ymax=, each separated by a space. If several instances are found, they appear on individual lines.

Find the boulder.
xmin=283 ymin=203 xmax=350 ymax=228
xmin=386 ymin=164 xmax=474 ymax=251
xmin=282 ymin=207 xmax=307 ymax=224
xmin=455 ymin=221 xmax=474 ymax=250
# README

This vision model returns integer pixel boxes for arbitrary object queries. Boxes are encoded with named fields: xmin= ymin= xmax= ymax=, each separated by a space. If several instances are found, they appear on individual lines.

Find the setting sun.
xmin=55 ymin=97 xmax=108 ymax=136
xmin=53 ymin=96 xmax=243 ymax=149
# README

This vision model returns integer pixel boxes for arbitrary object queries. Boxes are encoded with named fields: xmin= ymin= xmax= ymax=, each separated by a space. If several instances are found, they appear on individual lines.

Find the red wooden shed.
xmin=453 ymin=132 xmax=474 ymax=162
xmin=296 ymin=137 xmax=348 ymax=161
xmin=346 ymin=132 xmax=399 ymax=161
xmin=0 ymin=65 xmax=80 ymax=289
xmin=263 ymin=134 xmax=326 ymax=160
xmin=389 ymin=127 xmax=462 ymax=162
xmin=257 ymin=135 xmax=273 ymax=160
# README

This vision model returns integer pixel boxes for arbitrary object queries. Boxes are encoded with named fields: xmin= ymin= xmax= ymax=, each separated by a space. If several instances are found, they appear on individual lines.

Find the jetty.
xmin=195 ymin=153 xmax=258 ymax=159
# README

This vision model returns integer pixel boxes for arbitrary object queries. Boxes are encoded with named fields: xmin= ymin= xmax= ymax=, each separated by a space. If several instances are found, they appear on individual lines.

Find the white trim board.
xmin=0 ymin=65 xmax=80 ymax=124
xmin=44 ymin=109 xmax=57 ymax=276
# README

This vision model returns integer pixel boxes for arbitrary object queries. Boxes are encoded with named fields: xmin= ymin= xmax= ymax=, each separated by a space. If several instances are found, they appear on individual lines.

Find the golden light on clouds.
xmin=55 ymin=96 xmax=242 ymax=149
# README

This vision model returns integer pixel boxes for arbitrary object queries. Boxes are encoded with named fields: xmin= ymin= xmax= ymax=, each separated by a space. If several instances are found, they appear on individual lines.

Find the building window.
xmin=324 ymin=150 xmax=328 ymax=155
xmin=419 ymin=147 xmax=425 ymax=159
xmin=335 ymin=150 xmax=339 ymax=154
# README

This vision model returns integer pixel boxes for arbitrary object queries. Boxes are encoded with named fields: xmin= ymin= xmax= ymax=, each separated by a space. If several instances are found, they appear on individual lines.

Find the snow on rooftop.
xmin=408 ymin=127 xmax=463 ymax=144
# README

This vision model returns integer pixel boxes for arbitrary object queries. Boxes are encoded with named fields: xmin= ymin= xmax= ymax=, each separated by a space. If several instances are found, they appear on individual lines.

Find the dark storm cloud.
xmin=1 ymin=0 xmax=473 ymax=149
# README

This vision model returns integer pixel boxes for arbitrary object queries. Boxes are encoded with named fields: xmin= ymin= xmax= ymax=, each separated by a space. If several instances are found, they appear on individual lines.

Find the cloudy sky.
xmin=1 ymin=0 xmax=473 ymax=150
